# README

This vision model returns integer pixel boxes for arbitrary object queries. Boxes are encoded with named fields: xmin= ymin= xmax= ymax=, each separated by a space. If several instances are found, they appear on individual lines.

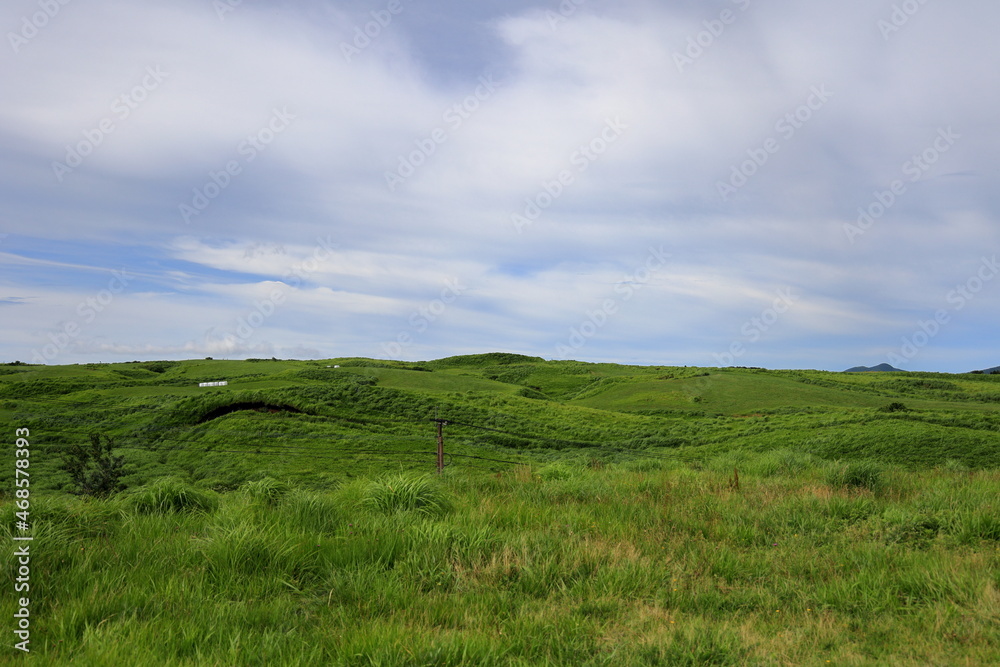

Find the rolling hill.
xmin=3 ymin=354 xmax=1000 ymax=665
xmin=3 ymin=354 xmax=1000 ymax=493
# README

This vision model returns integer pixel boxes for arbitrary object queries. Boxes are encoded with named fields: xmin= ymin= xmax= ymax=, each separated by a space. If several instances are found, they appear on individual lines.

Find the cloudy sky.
xmin=2 ymin=0 xmax=997 ymax=372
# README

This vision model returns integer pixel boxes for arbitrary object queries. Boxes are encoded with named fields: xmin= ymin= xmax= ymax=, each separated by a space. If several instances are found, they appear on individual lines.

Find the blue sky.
xmin=1 ymin=0 xmax=998 ymax=372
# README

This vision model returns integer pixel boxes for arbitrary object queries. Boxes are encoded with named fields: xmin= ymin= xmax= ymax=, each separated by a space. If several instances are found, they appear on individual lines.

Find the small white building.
xmin=198 ymin=381 xmax=228 ymax=387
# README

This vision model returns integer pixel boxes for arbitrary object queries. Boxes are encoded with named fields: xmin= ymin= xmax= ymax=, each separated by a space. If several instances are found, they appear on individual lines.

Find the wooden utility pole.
xmin=434 ymin=418 xmax=448 ymax=474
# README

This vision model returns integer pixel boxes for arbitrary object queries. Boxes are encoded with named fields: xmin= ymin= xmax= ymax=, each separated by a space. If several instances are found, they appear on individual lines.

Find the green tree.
xmin=61 ymin=433 xmax=129 ymax=497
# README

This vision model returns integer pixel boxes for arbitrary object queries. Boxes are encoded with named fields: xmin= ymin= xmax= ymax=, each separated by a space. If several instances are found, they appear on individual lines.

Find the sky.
xmin=1 ymin=0 xmax=998 ymax=372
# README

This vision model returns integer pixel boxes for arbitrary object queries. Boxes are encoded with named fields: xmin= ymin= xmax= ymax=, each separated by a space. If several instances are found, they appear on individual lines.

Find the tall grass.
xmin=124 ymin=476 xmax=219 ymax=514
xmin=2 ymin=458 xmax=999 ymax=665
xmin=826 ymin=459 xmax=886 ymax=493
xmin=360 ymin=473 xmax=453 ymax=517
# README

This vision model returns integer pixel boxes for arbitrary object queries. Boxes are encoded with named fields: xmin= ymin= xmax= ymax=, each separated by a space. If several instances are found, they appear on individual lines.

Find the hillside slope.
xmin=2 ymin=356 xmax=999 ymax=493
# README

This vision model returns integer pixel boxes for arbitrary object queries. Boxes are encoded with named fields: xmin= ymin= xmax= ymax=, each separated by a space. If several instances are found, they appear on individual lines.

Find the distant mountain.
xmin=844 ymin=363 xmax=906 ymax=373
xmin=971 ymin=365 xmax=1000 ymax=374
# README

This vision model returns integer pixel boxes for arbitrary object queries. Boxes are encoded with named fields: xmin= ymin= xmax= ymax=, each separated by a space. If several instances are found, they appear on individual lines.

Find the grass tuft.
xmin=240 ymin=476 xmax=292 ymax=505
xmin=360 ymin=473 xmax=453 ymax=517
xmin=124 ymin=476 xmax=219 ymax=514
xmin=827 ymin=460 xmax=886 ymax=493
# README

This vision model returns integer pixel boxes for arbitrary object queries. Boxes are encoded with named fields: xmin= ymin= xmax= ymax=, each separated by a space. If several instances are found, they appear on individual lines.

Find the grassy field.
xmin=2 ymin=354 xmax=999 ymax=664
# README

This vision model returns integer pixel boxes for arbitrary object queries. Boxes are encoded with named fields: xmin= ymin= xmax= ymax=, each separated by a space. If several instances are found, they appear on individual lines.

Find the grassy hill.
xmin=3 ymin=355 xmax=999 ymax=492
xmin=2 ymin=356 xmax=999 ymax=664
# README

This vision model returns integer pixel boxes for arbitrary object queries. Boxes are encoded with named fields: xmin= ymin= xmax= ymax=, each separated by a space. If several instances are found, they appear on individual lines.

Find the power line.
xmin=28 ymin=426 xmax=530 ymax=463
xmin=442 ymin=451 xmax=524 ymax=465
xmin=444 ymin=418 xmax=601 ymax=449
xmin=109 ymin=444 xmax=440 ymax=463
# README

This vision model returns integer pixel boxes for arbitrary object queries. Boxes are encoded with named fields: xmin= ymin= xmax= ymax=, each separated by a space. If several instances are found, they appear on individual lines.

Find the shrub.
xmin=139 ymin=361 xmax=178 ymax=374
xmin=60 ymin=433 xmax=129 ymax=498
xmin=361 ymin=474 xmax=452 ymax=517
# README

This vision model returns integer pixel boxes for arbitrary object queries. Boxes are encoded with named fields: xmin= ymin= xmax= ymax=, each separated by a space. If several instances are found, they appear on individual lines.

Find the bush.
xmin=125 ymin=477 xmax=219 ymax=514
xmin=361 ymin=474 xmax=452 ymax=517
xmin=60 ymin=433 xmax=129 ymax=498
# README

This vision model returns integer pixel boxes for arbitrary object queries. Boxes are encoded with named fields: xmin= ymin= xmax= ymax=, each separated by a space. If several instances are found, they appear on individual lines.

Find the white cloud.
xmin=2 ymin=0 xmax=998 ymax=371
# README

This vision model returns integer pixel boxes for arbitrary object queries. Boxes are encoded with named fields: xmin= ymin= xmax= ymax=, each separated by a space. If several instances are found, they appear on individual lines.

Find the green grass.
xmin=2 ymin=458 xmax=999 ymax=665
xmin=4 ymin=358 xmax=1000 ymax=495
xmin=2 ymin=356 xmax=999 ymax=663
xmin=361 ymin=473 xmax=453 ymax=517
xmin=574 ymin=372 xmax=886 ymax=413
